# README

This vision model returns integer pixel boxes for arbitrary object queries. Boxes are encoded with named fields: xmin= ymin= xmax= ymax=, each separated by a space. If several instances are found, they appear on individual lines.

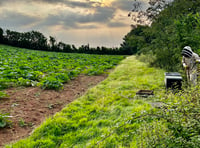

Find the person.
xmin=182 ymin=46 xmax=200 ymax=85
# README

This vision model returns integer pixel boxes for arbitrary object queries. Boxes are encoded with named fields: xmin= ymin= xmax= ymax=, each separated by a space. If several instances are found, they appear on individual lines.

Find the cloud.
xmin=112 ymin=0 xmax=133 ymax=11
xmin=0 ymin=0 xmax=117 ymax=30
xmin=34 ymin=0 xmax=91 ymax=8
xmin=35 ymin=0 xmax=63 ymax=3
xmin=35 ymin=6 xmax=115 ymax=29
xmin=64 ymin=1 xmax=101 ymax=8
xmin=78 ymin=6 xmax=115 ymax=23
xmin=23 ymin=0 xmax=101 ymax=9
xmin=107 ymin=22 xmax=127 ymax=28
xmin=0 ymin=10 xmax=40 ymax=29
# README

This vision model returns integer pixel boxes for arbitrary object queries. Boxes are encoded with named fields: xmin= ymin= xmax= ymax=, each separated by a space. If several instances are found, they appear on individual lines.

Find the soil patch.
xmin=0 ymin=74 xmax=107 ymax=147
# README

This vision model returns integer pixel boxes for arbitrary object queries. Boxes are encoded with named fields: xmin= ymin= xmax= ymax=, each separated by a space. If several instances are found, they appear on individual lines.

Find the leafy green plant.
xmin=0 ymin=78 xmax=11 ymax=90
xmin=17 ymin=77 xmax=31 ymax=86
xmin=0 ymin=91 xmax=8 ymax=98
xmin=0 ymin=113 xmax=12 ymax=128
xmin=53 ymin=73 xmax=70 ymax=82
xmin=18 ymin=118 xmax=27 ymax=127
xmin=41 ymin=77 xmax=63 ymax=90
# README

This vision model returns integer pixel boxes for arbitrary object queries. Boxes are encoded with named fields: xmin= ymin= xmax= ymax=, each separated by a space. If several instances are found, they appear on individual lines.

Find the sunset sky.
xmin=0 ymin=0 xmax=149 ymax=47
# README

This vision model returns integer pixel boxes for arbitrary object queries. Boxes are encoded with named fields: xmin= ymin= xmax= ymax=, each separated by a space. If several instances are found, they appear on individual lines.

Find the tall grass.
xmin=136 ymin=85 xmax=200 ymax=148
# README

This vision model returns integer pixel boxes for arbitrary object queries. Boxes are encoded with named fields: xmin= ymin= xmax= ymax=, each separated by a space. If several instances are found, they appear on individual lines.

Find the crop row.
xmin=0 ymin=45 xmax=125 ymax=94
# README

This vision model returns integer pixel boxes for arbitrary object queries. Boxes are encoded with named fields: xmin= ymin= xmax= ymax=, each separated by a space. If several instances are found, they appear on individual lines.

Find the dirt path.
xmin=0 ymin=74 xmax=107 ymax=147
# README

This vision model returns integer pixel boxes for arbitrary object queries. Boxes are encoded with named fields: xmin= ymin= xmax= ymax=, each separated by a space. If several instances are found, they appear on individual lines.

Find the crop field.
xmin=2 ymin=47 xmax=197 ymax=147
xmin=0 ymin=45 xmax=125 ymax=95
xmin=6 ymin=56 xmax=166 ymax=147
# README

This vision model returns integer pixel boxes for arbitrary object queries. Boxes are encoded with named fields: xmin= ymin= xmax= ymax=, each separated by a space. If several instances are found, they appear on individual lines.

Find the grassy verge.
xmin=6 ymin=56 xmax=166 ymax=147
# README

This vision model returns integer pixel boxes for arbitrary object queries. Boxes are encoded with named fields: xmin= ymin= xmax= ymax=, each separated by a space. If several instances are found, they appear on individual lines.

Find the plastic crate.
xmin=165 ymin=72 xmax=182 ymax=90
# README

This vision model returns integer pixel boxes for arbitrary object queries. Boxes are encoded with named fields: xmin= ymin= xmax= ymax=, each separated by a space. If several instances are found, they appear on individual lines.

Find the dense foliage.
xmin=0 ymin=44 xmax=124 ymax=93
xmin=121 ymin=0 xmax=200 ymax=71
xmin=135 ymin=84 xmax=200 ymax=148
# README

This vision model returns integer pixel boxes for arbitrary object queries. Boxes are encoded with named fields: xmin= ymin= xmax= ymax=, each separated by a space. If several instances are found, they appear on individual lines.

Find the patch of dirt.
xmin=0 ymin=74 xmax=107 ymax=147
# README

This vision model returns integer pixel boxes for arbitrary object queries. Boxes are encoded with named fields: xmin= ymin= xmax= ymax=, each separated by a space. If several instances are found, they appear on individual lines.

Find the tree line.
xmin=121 ymin=0 xmax=200 ymax=71
xmin=0 ymin=28 xmax=129 ymax=55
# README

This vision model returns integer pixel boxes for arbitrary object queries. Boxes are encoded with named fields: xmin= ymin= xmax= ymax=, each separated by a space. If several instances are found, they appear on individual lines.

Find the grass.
xmin=6 ymin=56 xmax=166 ymax=148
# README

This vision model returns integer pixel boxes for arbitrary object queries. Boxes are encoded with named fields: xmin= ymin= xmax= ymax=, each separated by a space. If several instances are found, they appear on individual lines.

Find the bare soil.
xmin=0 ymin=74 xmax=107 ymax=147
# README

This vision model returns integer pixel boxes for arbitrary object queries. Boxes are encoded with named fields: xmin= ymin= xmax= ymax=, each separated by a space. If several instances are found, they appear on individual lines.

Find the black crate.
xmin=165 ymin=72 xmax=182 ymax=90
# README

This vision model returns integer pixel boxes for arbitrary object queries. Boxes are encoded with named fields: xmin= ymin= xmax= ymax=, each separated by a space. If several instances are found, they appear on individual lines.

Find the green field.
xmin=2 ymin=45 xmax=199 ymax=147
xmin=6 ymin=56 xmax=168 ymax=147
xmin=0 ymin=44 xmax=124 ymax=94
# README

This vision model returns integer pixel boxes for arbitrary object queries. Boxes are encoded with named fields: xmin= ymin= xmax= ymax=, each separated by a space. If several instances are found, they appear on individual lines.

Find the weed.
xmin=0 ymin=91 xmax=8 ymax=98
xmin=47 ymin=104 xmax=54 ymax=109
xmin=11 ymin=103 xmax=19 ymax=108
xmin=18 ymin=118 xmax=27 ymax=127
xmin=34 ymin=92 xmax=41 ymax=97
xmin=0 ymin=113 xmax=12 ymax=128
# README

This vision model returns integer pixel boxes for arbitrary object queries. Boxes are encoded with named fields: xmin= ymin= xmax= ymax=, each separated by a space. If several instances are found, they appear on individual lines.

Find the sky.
xmin=0 ymin=0 xmax=149 ymax=47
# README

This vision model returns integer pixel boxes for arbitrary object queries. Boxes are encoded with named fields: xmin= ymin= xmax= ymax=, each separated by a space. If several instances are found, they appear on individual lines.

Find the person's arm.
xmin=194 ymin=53 xmax=200 ymax=63
xmin=182 ymin=56 xmax=188 ymax=69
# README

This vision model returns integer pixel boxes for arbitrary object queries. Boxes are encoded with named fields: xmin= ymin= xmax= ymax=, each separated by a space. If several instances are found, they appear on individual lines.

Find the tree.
xmin=121 ymin=25 xmax=149 ymax=55
xmin=121 ymin=0 xmax=200 ymax=70
xmin=57 ymin=41 xmax=72 ymax=52
xmin=0 ymin=27 xmax=3 ymax=43
xmin=63 ymin=44 xmax=72 ymax=53
xmin=0 ymin=27 xmax=125 ymax=55
xmin=49 ymin=36 xmax=56 ymax=51
xmin=5 ymin=30 xmax=21 ymax=46
xmin=129 ymin=0 xmax=172 ymax=27
xmin=29 ymin=31 xmax=48 ymax=50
